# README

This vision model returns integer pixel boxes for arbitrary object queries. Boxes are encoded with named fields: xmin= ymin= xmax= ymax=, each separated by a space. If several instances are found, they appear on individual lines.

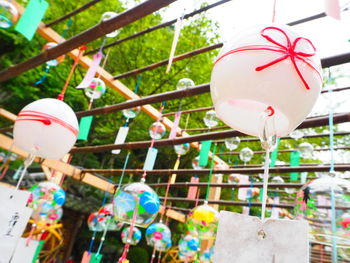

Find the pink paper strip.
xmin=76 ymin=52 xmax=103 ymax=89
xmin=81 ymin=251 xmax=92 ymax=263
xmin=325 ymin=0 xmax=341 ymax=20
xmin=187 ymin=177 xmax=199 ymax=199
xmin=238 ymin=175 xmax=249 ymax=201
xmin=169 ymin=112 xmax=181 ymax=139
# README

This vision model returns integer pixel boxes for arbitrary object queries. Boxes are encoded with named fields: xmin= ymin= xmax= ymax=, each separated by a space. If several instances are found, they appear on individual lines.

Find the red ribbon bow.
xmin=215 ymin=26 xmax=321 ymax=90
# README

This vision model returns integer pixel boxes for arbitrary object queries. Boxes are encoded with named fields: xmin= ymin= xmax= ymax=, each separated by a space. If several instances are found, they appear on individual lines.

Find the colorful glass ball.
xmin=98 ymin=203 xmax=124 ymax=231
xmin=146 ymin=222 xmax=172 ymax=251
xmin=187 ymin=202 xmax=219 ymax=240
xmin=178 ymin=234 xmax=200 ymax=261
xmin=87 ymin=212 xmax=105 ymax=232
xmin=84 ymin=78 xmax=106 ymax=100
xmin=113 ymin=182 xmax=160 ymax=228
xmin=121 ymin=226 xmax=142 ymax=245
xmin=0 ymin=0 xmax=18 ymax=28
xmin=43 ymin=42 xmax=65 ymax=66
xmin=28 ymin=181 xmax=66 ymax=214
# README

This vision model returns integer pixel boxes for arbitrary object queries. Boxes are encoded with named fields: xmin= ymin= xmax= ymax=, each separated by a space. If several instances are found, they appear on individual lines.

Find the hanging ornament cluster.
xmin=13 ymin=98 xmax=79 ymax=160
xmin=187 ymin=201 xmax=219 ymax=240
xmin=294 ymin=174 xmax=350 ymax=259
xmin=113 ymin=182 xmax=160 ymax=228
xmin=28 ymin=181 xmax=66 ymax=224
xmin=146 ymin=222 xmax=172 ymax=252
xmin=0 ymin=0 xmax=18 ymax=28
xmin=210 ymin=24 xmax=322 ymax=138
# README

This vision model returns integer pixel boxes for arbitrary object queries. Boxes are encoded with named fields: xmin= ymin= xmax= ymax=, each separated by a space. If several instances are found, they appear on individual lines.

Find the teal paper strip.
xmin=78 ymin=116 xmax=94 ymax=140
xmin=32 ymin=240 xmax=44 ymax=263
xmin=143 ymin=147 xmax=158 ymax=170
xmin=270 ymin=138 xmax=280 ymax=167
xmin=290 ymin=151 xmax=300 ymax=181
xmin=89 ymin=253 xmax=103 ymax=263
xmin=15 ymin=0 xmax=49 ymax=41
xmin=199 ymin=140 xmax=212 ymax=167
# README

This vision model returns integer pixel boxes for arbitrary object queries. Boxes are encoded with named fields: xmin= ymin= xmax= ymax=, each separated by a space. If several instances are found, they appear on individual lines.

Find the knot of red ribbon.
xmin=215 ymin=26 xmax=322 ymax=90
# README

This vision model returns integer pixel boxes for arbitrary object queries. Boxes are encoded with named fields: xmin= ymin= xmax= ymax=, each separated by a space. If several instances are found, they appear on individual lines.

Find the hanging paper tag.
xmin=166 ymin=17 xmax=183 ymax=73
xmin=10 ymin=238 xmax=39 ymax=263
xmin=213 ymin=211 xmax=309 ymax=263
xmin=15 ymin=0 xmax=49 ymax=41
xmin=300 ymin=172 xmax=308 ymax=184
xmin=270 ymin=138 xmax=280 ymax=167
xmin=143 ymin=147 xmax=158 ymax=170
xmin=290 ymin=151 xmax=300 ymax=181
xmin=0 ymin=186 xmax=32 ymax=263
xmin=31 ymin=240 xmax=44 ymax=263
xmin=271 ymin=196 xmax=280 ymax=219
xmin=111 ymin=127 xmax=129 ymax=155
xmin=89 ymin=253 xmax=103 ymax=263
xmin=78 ymin=116 xmax=94 ymax=141
xmin=76 ymin=52 xmax=103 ymax=89
xmin=325 ymin=0 xmax=341 ymax=20
xmin=169 ymin=112 xmax=181 ymax=139
xmin=238 ymin=175 xmax=249 ymax=201
xmin=170 ymin=157 xmax=180 ymax=184
xmin=187 ymin=177 xmax=199 ymax=199
xmin=199 ymin=140 xmax=212 ymax=167
xmin=81 ymin=251 xmax=92 ymax=263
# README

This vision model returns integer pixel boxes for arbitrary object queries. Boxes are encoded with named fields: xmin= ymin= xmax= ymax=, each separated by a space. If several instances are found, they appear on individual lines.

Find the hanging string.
xmin=205 ymin=143 xmax=217 ymax=201
xmin=14 ymin=154 xmax=35 ymax=191
xmin=327 ymin=76 xmax=338 ymax=263
xmin=117 ymin=151 xmax=131 ymax=190
xmin=58 ymin=46 xmax=87 ymax=101
xmin=272 ymin=0 xmax=277 ymax=23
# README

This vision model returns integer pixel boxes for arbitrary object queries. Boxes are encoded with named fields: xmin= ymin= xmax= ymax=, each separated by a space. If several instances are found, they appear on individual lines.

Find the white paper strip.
xmin=10 ymin=238 xmax=39 ymax=263
xmin=111 ymin=126 xmax=129 ymax=154
xmin=213 ymin=211 xmax=309 ymax=263
xmin=166 ymin=17 xmax=183 ymax=73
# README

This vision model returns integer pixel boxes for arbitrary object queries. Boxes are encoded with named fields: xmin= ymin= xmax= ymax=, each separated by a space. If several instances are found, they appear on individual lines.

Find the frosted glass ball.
xmin=224 ymin=137 xmax=240 ymax=151
xmin=289 ymin=130 xmax=304 ymax=140
xmin=13 ymin=98 xmax=79 ymax=160
xmin=113 ymin=182 xmax=160 ymax=228
xmin=294 ymin=175 xmax=350 ymax=258
xmin=187 ymin=203 xmax=219 ymax=240
xmin=101 ymin=12 xmax=119 ymax=38
xmin=121 ymin=226 xmax=142 ymax=245
xmin=43 ymin=42 xmax=65 ymax=67
xmin=298 ymin=142 xmax=314 ymax=159
xmin=0 ymin=0 xmax=18 ymax=28
xmin=146 ymin=222 xmax=172 ymax=251
xmin=239 ymin=147 xmax=254 ymax=163
xmin=149 ymin=121 xmax=166 ymax=140
xmin=84 ymin=78 xmax=106 ymax=99
xmin=178 ymin=234 xmax=200 ymax=260
xmin=122 ymin=100 xmax=141 ymax=119
xmin=176 ymin=78 xmax=195 ymax=90
xmin=174 ymin=143 xmax=190 ymax=156
xmin=203 ymin=110 xmax=219 ymax=128
xmin=211 ymin=24 xmax=322 ymax=137
xmin=192 ymin=156 xmax=204 ymax=170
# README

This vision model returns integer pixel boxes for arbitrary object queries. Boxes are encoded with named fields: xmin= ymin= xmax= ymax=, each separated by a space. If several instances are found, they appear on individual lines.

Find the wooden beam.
xmin=0 ymin=108 xmax=17 ymax=121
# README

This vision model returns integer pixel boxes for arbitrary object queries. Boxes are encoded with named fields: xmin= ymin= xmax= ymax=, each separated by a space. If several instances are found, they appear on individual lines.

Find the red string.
xmin=58 ymin=46 xmax=87 ymax=101
xmin=215 ymin=26 xmax=321 ymax=91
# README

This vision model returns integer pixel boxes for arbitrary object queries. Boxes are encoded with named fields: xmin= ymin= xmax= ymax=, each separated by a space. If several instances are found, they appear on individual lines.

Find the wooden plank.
xmin=0 ymin=108 xmax=17 ymax=121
